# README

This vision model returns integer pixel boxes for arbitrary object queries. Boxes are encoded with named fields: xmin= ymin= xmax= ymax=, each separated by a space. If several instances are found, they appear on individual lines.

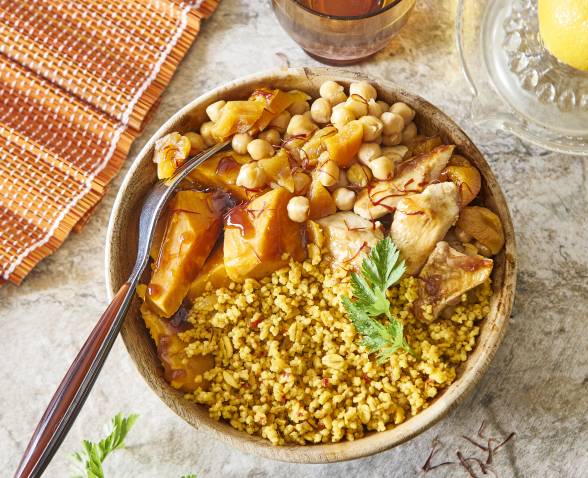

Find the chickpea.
xmin=382 ymin=144 xmax=409 ymax=159
xmin=381 ymin=111 xmax=405 ymax=135
xmin=185 ymin=132 xmax=206 ymax=154
xmin=330 ymin=105 xmax=355 ymax=129
xmin=367 ymin=99 xmax=384 ymax=118
xmin=332 ymin=187 xmax=356 ymax=211
xmin=390 ymin=101 xmax=415 ymax=124
xmin=231 ymin=133 xmax=253 ymax=154
xmin=258 ymin=128 xmax=281 ymax=145
xmin=319 ymin=80 xmax=347 ymax=105
xmin=293 ymin=171 xmax=312 ymax=195
xmin=316 ymin=159 xmax=340 ymax=187
xmin=382 ymin=133 xmax=402 ymax=146
xmin=199 ymin=121 xmax=216 ymax=146
xmin=347 ymin=163 xmax=371 ymax=188
xmin=205 ymin=100 xmax=226 ymax=122
xmin=401 ymin=122 xmax=418 ymax=144
xmin=358 ymin=142 xmax=382 ymax=165
xmin=345 ymin=95 xmax=368 ymax=118
xmin=358 ymin=115 xmax=384 ymax=142
xmin=369 ymin=156 xmax=395 ymax=180
xmin=310 ymin=98 xmax=332 ymax=124
xmin=377 ymin=100 xmax=390 ymax=114
xmin=349 ymin=81 xmax=377 ymax=102
xmin=269 ymin=110 xmax=291 ymax=132
xmin=236 ymin=162 xmax=268 ymax=189
xmin=247 ymin=138 xmax=275 ymax=160
xmin=288 ymin=99 xmax=310 ymax=115
xmin=286 ymin=114 xmax=318 ymax=137
xmin=287 ymin=196 xmax=310 ymax=223
xmin=335 ymin=169 xmax=348 ymax=189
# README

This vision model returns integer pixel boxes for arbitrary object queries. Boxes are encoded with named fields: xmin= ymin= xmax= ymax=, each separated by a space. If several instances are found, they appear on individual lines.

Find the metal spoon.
xmin=14 ymin=139 xmax=231 ymax=478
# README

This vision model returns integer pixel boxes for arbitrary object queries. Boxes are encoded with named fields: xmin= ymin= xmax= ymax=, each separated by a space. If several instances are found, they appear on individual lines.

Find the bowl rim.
xmin=105 ymin=66 xmax=517 ymax=463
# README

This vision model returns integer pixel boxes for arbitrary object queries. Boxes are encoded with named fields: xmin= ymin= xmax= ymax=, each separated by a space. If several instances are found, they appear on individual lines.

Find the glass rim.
xmin=291 ymin=0 xmax=405 ymax=20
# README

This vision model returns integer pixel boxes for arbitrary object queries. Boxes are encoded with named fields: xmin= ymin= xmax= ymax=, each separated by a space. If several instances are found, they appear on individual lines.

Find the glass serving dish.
xmin=271 ymin=0 xmax=416 ymax=65
xmin=456 ymin=0 xmax=588 ymax=156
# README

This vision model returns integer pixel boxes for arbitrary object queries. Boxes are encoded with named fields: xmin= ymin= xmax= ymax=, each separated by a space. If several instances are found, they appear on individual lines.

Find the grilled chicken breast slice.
xmin=391 ymin=182 xmax=460 ymax=276
xmin=415 ymin=241 xmax=493 ymax=321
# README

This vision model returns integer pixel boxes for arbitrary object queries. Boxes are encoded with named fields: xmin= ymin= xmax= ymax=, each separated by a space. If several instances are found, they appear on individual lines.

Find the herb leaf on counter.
xmin=343 ymin=238 xmax=413 ymax=363
xmin=72 ymin=413 xmax=138 ymax=478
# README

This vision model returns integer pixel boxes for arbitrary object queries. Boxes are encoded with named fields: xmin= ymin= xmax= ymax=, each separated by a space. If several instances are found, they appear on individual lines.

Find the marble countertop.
xmin=2 ymin=1 xmax=587 ymax=476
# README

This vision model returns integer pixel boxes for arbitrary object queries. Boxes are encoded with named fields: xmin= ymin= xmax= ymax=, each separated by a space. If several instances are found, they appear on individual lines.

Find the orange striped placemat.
xmin=0 ymin=0 xmax=219 ymax=285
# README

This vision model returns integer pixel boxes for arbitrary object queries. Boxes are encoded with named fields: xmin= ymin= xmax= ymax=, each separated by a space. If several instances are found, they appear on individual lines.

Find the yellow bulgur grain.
xmin=152 ymin=252 xmax=491 ymax=445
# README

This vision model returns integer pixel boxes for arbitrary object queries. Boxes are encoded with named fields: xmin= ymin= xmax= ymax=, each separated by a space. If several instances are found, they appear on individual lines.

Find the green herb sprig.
xmin=343 ymin=237 xmax=414 ymax=363
xmin=72 ymin=413 xmax=138 ymax=478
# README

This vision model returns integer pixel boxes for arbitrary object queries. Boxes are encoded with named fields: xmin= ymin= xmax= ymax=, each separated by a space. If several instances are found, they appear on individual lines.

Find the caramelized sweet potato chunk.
xmin=259 ymin=149 xmax=295 ymax=193
xmin=442 ymin=155 xmax=482 ymax=207
xmin=250 ymin=88 xmax=309 ymax=132
xmin=140 ymin=301 xmax=213 ymax=392
xmin=187 ymin=244 xmax=229 ymax=300
xmin=212 ymin=99 xmax=266 ymax=139
xmin=154 ymin=132 xmax=191 ymax=179
xmin=323 ymin=120 xmax=364 ymax=168
xmin=147 ymin=190 xmax=223 ymax=317
xmin=224 ymin=188 xmax=306 ymax=281
xmin=308 ymin=180 xmax=337 ymax=220
xmin=189 ymin=150 xmax=255 ymax=201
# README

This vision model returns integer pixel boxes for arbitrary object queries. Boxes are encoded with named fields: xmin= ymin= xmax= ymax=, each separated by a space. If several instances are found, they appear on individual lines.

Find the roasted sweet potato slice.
xmin=224 ymin=187 xmax=306 ymax=281
xmin=140 ymin=300 xmax=213 ymax=392
xmin=323 ymin=120 xmax=364 ymax=168
xmin=147 ymin=190 xmax=223 ymax=317
xmin=189 ymin=150 xmax=257 ymax=201
xmin=212 ymin=99 xmax=266 ymax=139
xmin=308 ymin=180 xmax=337 ymax=220
xmin=187 ymin=243 xmax=229 ymax=300
xmin=259 ymin=149 xmax=295 ymax=193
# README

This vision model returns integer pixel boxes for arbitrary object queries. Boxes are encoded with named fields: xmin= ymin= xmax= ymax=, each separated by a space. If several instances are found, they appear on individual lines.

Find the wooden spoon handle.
xmin=14 ymin=282 xmax=135 ymax=478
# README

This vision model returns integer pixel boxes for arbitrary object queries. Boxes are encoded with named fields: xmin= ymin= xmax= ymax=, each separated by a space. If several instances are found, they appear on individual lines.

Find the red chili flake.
xmin=322 ymin=378 xmax=329 ymax=387
xmin=317 ymin=422 xmax=326 ymax=430
xmin=362 ymin=373 xmax=371 ymax=384
xmin=243 ymin=383 xmax=250 ymax=389
xmin=280 ymin=394 xmax=286 ymax=403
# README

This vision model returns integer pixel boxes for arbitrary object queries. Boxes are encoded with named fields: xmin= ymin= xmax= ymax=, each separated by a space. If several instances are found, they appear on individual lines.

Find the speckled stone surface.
xmin=1 ymin=1 xmax=587 ymax=477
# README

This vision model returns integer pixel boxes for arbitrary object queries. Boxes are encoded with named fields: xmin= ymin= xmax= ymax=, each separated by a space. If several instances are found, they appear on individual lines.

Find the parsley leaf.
xmin=343 ymin=238 xmax=413 ymax=362
xmin=71 ymin=413 xmax=138 ymax=478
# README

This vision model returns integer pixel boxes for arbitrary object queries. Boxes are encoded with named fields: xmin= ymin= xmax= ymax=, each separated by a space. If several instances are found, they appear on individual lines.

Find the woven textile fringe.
xmin=0 ymin=0 xmax=219 ymax=285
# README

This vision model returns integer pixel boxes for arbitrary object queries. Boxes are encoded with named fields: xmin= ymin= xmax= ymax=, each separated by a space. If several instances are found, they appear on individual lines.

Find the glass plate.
xmin=456 ymin=0 xmax=588 ymax=155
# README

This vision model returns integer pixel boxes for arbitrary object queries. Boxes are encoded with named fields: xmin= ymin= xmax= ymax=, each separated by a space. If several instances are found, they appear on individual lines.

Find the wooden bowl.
xmin=105 ymin=67 xmax=516 ymax=463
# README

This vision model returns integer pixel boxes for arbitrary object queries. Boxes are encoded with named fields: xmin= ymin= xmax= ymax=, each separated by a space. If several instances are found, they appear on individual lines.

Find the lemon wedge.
xmin=538 ymin=0 xmax=588 ymax=71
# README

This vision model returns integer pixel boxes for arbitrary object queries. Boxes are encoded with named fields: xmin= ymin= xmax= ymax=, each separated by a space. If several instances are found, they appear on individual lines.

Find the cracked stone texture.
xmin=1 ymin=0 xmax=587 ymax=476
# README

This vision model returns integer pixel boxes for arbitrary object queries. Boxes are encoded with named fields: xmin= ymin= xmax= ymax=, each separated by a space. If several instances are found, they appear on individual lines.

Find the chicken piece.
xmin=188 ymin=150 xmax=257 ymax=201
xmin=317 ymin=212 xmax=384 ymax=269
xmin=354 ymin=145 xmax=454 ymax=220
xmin=140 ymin=301 xmax=213 ymax=392
xmin=147 ymin=190 xmax=224 ymax=317
xmin=390 ymin=182 xmax=460 ymax=275
xmin=224 ymin=187 xmax=306 ymax=281
xmin=415 ymin=241 xmax=493 ymax=321
xmin=187 ymin=243 xmax=230 ymax=300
